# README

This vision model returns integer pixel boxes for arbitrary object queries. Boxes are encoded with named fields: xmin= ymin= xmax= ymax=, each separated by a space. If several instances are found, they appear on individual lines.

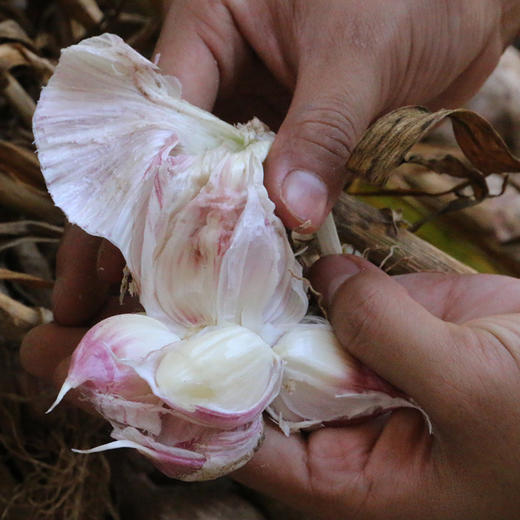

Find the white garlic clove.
xmin=133 ymin=325 xmax=283 ymax=429
xmin=269 ymin=322 xmax=415 ymax=434
xmin=75 ymin=413 xmax=264 ymax=482
xmin=33 ymin=34 xmax=307 ymax=339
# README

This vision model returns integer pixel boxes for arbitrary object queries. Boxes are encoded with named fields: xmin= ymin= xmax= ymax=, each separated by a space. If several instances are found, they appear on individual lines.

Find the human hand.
xmin=156 ymin=0 xmax=520 ymax=230
xmin=233 ymin=254 xmax=520 ymax=519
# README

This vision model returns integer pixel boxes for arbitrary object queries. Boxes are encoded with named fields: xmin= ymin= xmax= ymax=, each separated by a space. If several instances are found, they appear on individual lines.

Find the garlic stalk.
xmin=33 ymin=34 xmax=416 ymax=481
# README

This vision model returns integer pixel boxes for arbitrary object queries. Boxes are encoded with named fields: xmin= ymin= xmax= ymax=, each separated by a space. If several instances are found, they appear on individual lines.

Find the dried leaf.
xmin=0 ymin=267 xmax=52 ymax=288
xmin=347 ymin=106 xmax=520 ymax=183
xmin=0 ymin=236 xmax=59 ymax=254
xmin=0 ymin=20 xmax=33 ymax=48
xmin=0 ymin=140 xmax=45 ymax=189
xmin=59 ymin=0 xmax=104 ymax=29
xmin=0 ymin=174 xmax=63 ymax=223
xmin=0 ymin=220 xmax=62 ymax=237
xmin=0 ymin=71 xmax=36 ymax=127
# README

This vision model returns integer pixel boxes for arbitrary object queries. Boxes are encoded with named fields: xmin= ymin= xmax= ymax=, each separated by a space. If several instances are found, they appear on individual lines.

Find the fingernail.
xmin=281 ymin=170 xmax=328 ymax=228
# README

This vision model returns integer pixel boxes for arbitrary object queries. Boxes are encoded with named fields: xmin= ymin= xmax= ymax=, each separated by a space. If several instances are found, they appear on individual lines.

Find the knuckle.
xmin=291 ymin=99 xmax=359 ymax=164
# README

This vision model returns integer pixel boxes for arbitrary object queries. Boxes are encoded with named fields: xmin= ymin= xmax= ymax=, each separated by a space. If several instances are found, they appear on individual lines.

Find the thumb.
xmin=309 ymin=255 xmax=471 ymax=420
xmin=264 ymin=64 xmax=379 ymax=231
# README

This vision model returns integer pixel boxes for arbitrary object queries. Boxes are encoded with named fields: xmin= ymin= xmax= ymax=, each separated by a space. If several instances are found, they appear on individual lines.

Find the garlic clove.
xmin=132 ymin=325 xmax=283 ymax=429
xmin=33 ymin=34 xmax=307 ymax=337
xmin=142 ymin=145 xmax=308 ymax=339
xmin=269 ymin=322 xmax=415 ymax=434
xmin=75 ymin=413 xmax=264 ymax=482
xmin=48 ymin=313 xmax=179 ymax=413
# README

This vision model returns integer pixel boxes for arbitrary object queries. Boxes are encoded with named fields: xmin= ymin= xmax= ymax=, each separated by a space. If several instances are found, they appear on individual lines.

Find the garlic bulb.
xmin=33 ymin=34 xmax=414 ymax=481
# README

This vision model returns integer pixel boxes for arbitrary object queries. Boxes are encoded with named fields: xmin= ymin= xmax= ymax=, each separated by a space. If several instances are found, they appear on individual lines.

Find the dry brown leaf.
xmin=0 ymin=220 xmax=62 ymax=237
xmin=0 ymin=267 xmax=53 ymax=288
xmin=0 ymin=174 xmax=63 ymax=223
xmin=0 ymin=70 xmax=35 ymax=127
xmin=0 ymin=20 xmax=33 ymax=48
xmin=347 ymin=106 xmax=520 ymax=183
xmin=0 ymin=140 xmax=45 ymax=188
xmin=0 ymin=236 xmax=59 ymax=254
xmin=59 ymin=0 xmax=104 ymax=29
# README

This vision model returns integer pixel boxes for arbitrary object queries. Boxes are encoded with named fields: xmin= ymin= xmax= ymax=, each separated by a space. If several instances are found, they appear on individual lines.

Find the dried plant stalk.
xmin=0 ymin=292 xmax=51 ymax=340
xmin=334 ymin=193 xmax=475 ymax=275
xmin=0 ymin=174 xmax=63 ymax=223
xmin=0 ymin=140 xmax=45 ymax=189
xmin=0 ymin=267 xmax=52 ymax=288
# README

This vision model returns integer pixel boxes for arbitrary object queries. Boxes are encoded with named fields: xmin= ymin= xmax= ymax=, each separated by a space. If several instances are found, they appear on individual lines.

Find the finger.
xmin=232 ymin=424 xmax=313 ymax=509
xmin=264 ymin=54 xmax=380 ymax=231
xmin=154 ymin=0 xmax=245 ymax=109
xmin=97 ymin=239 xmax=125 ymax=284
xmin=53 ymin=225 xmax=110 ymax=325
xmin=309 ymin=255 xmax=469 ymax=414
xmin=427 ymin=35 xmax=502 ymax=110
xmin=392 ymin=272 xmax=520 ymax=323
xmin=20 ymin=322 xmax=87 ymax=381
xmin=234 ymin=418 xmax=387 ymax=516
xmin=313 ymin=257 xmax=520 ymax=323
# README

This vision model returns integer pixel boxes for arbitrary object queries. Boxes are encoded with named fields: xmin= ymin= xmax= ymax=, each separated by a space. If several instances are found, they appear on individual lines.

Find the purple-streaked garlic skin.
xmin=35 ymin=34 xmax=417 ymax=481
xmin=75 ymin=413 xmax=264 ymax=481
xmin=32 ymin=33 xmax=307 ymax=341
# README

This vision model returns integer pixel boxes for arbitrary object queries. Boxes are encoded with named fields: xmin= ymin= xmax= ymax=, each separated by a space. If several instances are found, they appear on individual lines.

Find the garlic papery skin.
xmin=33 ymin=33 xmax=307 ymax=339
xmin=135 ymin=325 xmax=283 ymax=429
xmin=269 ymin=322 xmax=414 ymax=435
xmin=75 ymin=415 xmax=264 ymax=482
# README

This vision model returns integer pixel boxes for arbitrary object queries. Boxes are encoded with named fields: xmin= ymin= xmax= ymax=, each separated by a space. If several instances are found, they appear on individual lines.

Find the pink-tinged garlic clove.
xmin=48 ymin=313 xmax=180 ymax=413
xmin=75 ymin=413 xmax=264 ymax=481
xmin=269 ymin=322 xmax=416 ymax=435
xmin=143 ymin=143 xmax=308 ymax=341
xmin=132 ymin=325 xmax=283 ymax=429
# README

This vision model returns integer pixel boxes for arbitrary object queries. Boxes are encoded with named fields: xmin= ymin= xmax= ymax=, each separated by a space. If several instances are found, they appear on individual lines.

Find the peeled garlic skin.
xmin=269 ymin=322 xmax=414 ymax=435
xmin=32 ymin=33 xmax=307 ymax=341
xmin=76 ymin=415 xmax=265 ymax=482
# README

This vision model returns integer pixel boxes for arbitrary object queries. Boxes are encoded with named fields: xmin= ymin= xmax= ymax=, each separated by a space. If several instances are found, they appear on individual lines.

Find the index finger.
xmin=154 ymin=1 xmax=224 ymax=109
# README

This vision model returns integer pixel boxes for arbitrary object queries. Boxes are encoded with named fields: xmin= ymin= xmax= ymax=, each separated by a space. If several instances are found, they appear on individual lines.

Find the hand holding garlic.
xmin=235 ymin=255 xmax=520 ymax=519
xmin=20 ymin=0 xmax=520 ymax=515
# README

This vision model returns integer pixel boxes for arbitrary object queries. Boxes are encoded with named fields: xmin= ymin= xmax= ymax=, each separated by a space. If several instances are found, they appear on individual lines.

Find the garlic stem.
xmin=316 ymin=213 xmax=342 ymax=256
